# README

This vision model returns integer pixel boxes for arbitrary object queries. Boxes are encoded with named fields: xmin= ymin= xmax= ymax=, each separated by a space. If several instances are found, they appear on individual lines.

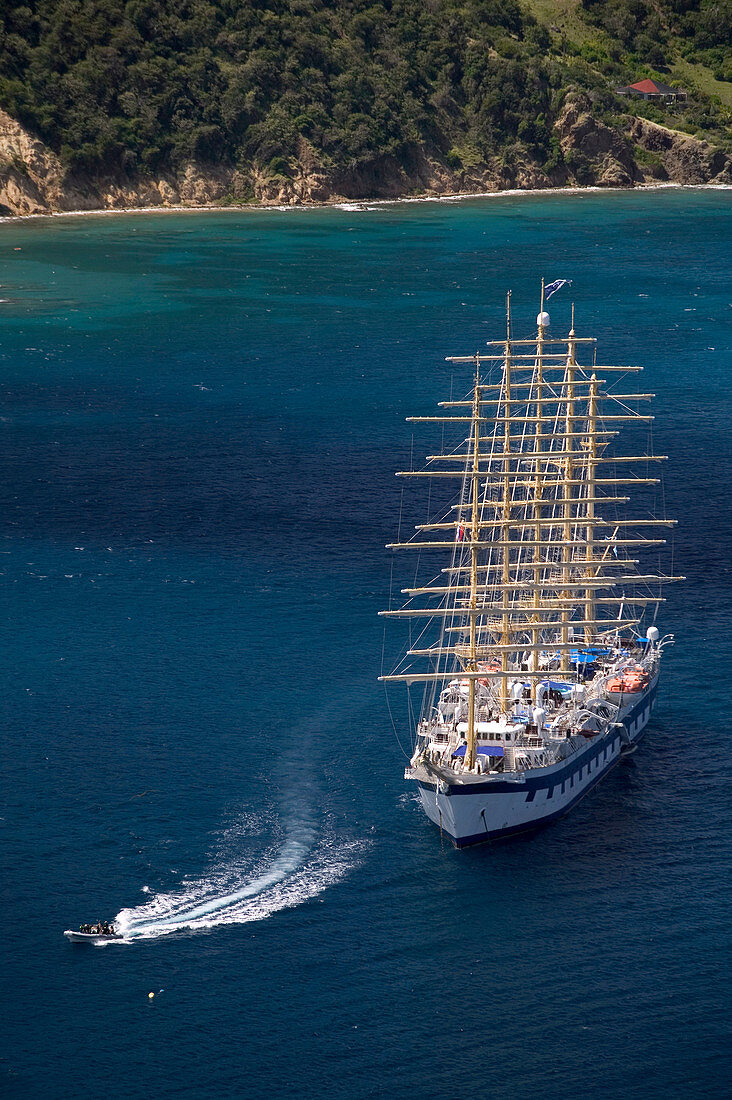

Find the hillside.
xmin=0 ymin=0 xmax=730 ymax=214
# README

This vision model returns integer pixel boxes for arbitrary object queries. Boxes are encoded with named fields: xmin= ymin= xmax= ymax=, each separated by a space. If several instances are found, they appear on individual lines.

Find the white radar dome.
xmin=537 ymin=311 xmax=551 ymax=328
xmin=646 ymin=626 xmax=660 ymax=643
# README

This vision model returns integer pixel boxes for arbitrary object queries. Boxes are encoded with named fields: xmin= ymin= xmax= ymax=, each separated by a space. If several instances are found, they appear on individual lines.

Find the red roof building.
xmin=617 ymin=79 xmax=687 ymax=102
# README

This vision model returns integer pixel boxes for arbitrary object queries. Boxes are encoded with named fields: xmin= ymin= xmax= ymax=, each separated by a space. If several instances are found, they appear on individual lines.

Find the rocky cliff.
xmin=1 ymin=97 xmax=730 ymax=218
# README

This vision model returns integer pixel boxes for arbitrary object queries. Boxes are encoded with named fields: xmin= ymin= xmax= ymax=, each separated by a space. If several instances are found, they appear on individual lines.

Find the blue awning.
xmin=540 ymin=680 xmax=573 ymax=693
xmin=452 ymin=743 xmax=505 ymax=758
xmin=570 ymin=650 xmax=597 ymax=664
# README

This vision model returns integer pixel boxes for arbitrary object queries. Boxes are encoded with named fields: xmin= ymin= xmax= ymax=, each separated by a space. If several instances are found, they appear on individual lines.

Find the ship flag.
xmin=544 ymin=278 xmax=572 ymax=300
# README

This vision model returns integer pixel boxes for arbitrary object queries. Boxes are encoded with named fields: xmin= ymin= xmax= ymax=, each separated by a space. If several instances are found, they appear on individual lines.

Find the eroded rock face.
xmin=0 ymin=108 xmax=245 ymax=213
xmin=0 ymin=100 xmax=729 ymax=217
xmin=627 ymin=117 xmax=732 ymax=185
xmin=0 ymin=109 xmax=67 ymax=215
xmin=554 ymin=94 xmax=637 ymax=187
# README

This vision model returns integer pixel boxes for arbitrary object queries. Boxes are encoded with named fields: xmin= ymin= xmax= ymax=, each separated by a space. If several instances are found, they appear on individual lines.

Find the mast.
xmin=584 ymin=373 xmax=599 ymax=642
xmin=466 ymin=351 xmax=482 ymax=771
xmin=530 ymin=281 xmax=546 ymax=699
xmin=500 ymin=292 xmax=512 ymax=716
xmin=379 ymin=290 xmax=684 ymax=763
xmin=561 ymin=306 xmax=576 ymax=673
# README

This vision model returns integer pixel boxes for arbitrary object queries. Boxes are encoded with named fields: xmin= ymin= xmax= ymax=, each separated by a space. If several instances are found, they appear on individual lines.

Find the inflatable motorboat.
xmin=64 ymin=925 xmax=123 ymax=944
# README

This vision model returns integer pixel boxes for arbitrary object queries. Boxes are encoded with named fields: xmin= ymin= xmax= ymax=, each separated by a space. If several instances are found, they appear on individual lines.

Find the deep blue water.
xmin=1 ymin=189 xmax=730 ymax=1099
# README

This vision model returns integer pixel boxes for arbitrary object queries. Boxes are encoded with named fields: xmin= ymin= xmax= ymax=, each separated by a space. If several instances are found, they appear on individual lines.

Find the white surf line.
xmin=6 ymin=181 xmax=727 ymax=225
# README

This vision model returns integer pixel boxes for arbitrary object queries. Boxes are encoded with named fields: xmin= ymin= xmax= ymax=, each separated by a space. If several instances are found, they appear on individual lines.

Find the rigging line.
xmin=443 ymin=371 xmax=453 ymax=456
xmin=605 ymin=369 xmax=634 ymax=395
xmin=388 ymin=556 xmax=395 ymax=614
xmin=396 ymin=442 xmax=408 ymax=546
xmin=407 ymin=432 xmax=417 ymax=656
xmin=423 ymin=385 xmax=475 ymax=716
xmin=393 ymin=588 xmax=444 ymax=674
xmin=606 ymin=395 xmax=648 ymax=417
xmin=406 ymin=681 xmax=417 ymax=748
xmin=416 ymin=441 xmax=436 ymax=720
xmin=382 ymin=627 xmax=411 ymax=759
xmin=651 ymin=416 xmax=669 ymax=623
xmin=413 ymin=512 xmax=428 ymax=587
xmin=429 ymin=375 xmax=478 ymax=716
xmin=390 ymin=439 xmax=423 ymax=676
xmin=425 ymin=365 xmax=457 ymax=706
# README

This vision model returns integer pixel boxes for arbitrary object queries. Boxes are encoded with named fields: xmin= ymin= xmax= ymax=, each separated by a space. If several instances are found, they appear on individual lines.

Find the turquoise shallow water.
xmin=1 ymin=189 xmax=730 ymax=1098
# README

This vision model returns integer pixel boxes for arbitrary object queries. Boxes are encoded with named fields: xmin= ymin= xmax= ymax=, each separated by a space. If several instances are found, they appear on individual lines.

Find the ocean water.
xmin=1 ymin=188 xmax=730 ymax=1099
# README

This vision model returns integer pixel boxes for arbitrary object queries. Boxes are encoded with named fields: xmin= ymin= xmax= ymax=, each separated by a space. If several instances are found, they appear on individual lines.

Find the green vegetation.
xmin=0 ymin=0 xmax=729 ymax=182
xmin=632 ymin=143 xmax=664 ymax=171
xmin=575 ymin=0 xmax=732 ymax=141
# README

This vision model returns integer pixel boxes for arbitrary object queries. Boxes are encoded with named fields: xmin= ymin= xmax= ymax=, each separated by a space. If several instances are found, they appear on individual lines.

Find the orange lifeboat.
xmin=477 ymin=659 xmax=501 ymax=686
xmin=606 ymin=667 xmax=650 ymax=694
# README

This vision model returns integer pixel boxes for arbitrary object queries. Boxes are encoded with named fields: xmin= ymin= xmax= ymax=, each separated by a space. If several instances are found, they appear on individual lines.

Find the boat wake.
xmin=114 ymin=808 xmax=363 ymax=941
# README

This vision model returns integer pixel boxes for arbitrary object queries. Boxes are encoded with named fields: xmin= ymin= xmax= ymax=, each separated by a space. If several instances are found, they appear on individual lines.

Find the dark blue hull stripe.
xmin=452 ymin=755 xmax=623 ymax=847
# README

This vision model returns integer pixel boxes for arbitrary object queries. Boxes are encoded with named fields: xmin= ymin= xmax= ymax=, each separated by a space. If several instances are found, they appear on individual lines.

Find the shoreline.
xmin=1 ymin=180 xmax=730 ymax=225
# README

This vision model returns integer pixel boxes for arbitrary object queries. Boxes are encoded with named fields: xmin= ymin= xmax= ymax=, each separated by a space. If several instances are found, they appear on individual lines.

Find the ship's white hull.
xmin=412 ymin=680 xmax=658 ymax=847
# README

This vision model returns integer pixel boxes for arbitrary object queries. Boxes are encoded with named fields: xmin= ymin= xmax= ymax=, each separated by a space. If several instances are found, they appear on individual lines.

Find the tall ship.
xmin=380 ymin=285 xmax=682 ymax=847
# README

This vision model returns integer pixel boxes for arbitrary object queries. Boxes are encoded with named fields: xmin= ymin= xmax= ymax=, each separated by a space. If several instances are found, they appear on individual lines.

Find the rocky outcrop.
xmin=627 ymin=116 xmax=732 ymax=184
xmin=0 ymin=108 xmax=71 ymax=215
xmin=0 ymin=100 xmax=730 ymax=218
xmin=0 ymin=108 xmax=252 ymax=215
xmin=553 ymin=94 xmax=639 ymax=187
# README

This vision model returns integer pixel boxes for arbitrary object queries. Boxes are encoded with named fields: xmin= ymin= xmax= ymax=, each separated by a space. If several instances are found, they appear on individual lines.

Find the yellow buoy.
xmin=148 ymin=992 xmax=155 ymax=1000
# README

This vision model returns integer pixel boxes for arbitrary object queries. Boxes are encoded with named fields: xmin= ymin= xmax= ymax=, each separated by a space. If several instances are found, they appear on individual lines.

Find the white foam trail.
xmin=115 ymin=815 xmax=364 ymax=941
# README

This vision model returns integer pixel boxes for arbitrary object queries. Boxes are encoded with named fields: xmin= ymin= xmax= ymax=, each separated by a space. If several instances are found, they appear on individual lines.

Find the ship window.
xmin=547 ymin=787 xmax=553 ymax=799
